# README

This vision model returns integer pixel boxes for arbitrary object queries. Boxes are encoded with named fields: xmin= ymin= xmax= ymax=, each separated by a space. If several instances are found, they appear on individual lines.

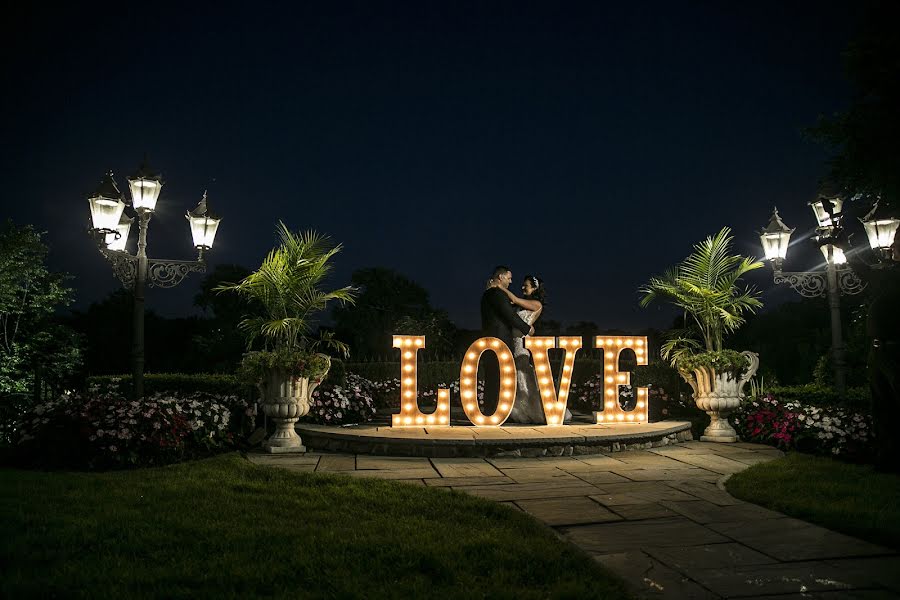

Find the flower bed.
xmin=14 ymin=384 xmax=250 ymax=468
xmin=305 ymin=373 xmax=377 ymax=426
xmin=732 ymin=393 xmax=873 ymax=459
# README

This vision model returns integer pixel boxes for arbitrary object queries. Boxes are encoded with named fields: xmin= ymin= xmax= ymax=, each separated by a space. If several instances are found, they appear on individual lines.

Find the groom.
xmin=480 ymin=265 xmax=533 ymax=414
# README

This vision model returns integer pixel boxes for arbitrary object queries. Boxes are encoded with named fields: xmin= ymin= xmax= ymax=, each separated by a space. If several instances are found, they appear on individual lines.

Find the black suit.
xmin=480 ymin=287 xmax=531 ymax=413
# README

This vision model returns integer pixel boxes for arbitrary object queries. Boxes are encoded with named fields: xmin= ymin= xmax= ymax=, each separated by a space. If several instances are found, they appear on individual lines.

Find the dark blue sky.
xmin=3 ymin=1 xmax=862 ymax=331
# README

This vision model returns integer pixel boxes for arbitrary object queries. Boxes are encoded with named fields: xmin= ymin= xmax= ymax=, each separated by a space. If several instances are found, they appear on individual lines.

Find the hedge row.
xmin=87 ymin=373 xmax=254 ymax=398
xmin=764 ymin=384 xmax=869 ymax=409
xmin=84 ymin=359 xmax=687 ymax=399
xmin=84 ymin=371 xmax=870 ymax=413
xmin=84 ymin=357 xmax=354 ymax=398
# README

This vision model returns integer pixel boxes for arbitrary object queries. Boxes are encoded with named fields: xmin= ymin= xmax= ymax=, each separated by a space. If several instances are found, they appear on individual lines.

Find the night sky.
xmin=3 ymin=1 xmax=863 ymax=332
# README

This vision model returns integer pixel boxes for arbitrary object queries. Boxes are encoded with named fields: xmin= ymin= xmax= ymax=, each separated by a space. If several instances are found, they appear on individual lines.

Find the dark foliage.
xmin=810 ymin=1 xmax=900 ymax=205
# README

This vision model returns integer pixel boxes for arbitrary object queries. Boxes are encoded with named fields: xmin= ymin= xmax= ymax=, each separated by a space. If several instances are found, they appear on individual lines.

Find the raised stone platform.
xmin=295 ymin=421 xmax=694 ymax=458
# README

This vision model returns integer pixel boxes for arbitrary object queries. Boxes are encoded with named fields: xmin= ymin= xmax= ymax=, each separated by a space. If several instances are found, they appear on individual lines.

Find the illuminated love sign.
xmin=391 ymin=334 xmax=650 ymax=427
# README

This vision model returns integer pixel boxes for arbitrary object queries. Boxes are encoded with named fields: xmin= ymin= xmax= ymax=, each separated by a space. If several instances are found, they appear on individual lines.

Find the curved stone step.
xmin=295 ymin=421 xmax=693 ymax=458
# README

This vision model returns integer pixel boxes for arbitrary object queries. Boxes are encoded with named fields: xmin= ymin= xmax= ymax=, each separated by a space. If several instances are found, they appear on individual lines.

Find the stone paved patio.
xmin=247 ymin=441 xmax=900 ymax=599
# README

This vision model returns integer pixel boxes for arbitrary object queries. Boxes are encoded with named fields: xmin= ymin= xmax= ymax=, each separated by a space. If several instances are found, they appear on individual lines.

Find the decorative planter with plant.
xmin=217 ymin=222 xmax=355 ymax=453
xmin=640 ymin=227 xmax=763 ymax=442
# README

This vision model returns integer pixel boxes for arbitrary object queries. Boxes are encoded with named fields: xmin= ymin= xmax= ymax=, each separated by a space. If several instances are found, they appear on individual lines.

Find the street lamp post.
xmin=758 ymin=197 xmax=898 ymax=395
xmin=87 ymin=163 xmax=222 ymax=399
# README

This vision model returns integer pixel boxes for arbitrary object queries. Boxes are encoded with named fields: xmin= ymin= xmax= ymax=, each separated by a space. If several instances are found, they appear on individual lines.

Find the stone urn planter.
xmin=682 ymin=351 xmax=760 ymax=443
xmin=258 ymin=369 xmax=322 ymax=453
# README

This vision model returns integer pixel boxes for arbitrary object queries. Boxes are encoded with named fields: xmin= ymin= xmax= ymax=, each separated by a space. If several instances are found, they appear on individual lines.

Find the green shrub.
xmin=87 ymin=373 xmax=254 ymax=399
xmin=0 ymin=392 xmax=31 ymax=447
xmin=323 ymin=357 xmax=346 ymax=385
xmin=765 ymin=384 xmax=869 ymax=410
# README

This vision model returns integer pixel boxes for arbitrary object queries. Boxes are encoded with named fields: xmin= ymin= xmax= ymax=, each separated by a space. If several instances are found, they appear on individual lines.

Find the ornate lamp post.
xmin=87 ymin=163 xmax=222 ymax=399
xmin=758 ymin=196 xmax=898 ymax=394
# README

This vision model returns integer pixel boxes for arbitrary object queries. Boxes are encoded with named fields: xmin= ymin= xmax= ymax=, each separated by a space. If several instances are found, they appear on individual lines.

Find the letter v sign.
xmin=525 ymin=336 xmax=583 ymax=425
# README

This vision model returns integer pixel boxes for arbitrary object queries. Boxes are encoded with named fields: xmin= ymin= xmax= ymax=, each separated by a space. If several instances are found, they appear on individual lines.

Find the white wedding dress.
xmin=508 ymin=309 xmax=573 ymax=424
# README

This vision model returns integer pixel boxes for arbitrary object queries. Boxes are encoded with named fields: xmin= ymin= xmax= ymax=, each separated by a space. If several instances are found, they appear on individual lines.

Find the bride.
xmin=493 ymin=275 xmax=571 ymax=424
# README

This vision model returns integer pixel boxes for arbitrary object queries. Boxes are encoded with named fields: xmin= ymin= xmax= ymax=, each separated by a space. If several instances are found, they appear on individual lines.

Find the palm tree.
xmin=216 ymin=222 xmax=356 ymax=354
xmin=639 ymin=227 xmax=763 ymax=368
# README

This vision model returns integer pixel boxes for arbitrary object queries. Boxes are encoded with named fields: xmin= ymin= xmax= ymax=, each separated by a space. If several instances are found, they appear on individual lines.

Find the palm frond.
xmin=639 ymin=226 xmax=764 ymax=354
xmin=218 ymin=222 xmax=358 ymax=351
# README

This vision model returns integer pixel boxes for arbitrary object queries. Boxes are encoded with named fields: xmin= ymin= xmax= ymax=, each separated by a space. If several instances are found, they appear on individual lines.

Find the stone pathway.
xmin=247 ymin=441 xmax=900 ymax=599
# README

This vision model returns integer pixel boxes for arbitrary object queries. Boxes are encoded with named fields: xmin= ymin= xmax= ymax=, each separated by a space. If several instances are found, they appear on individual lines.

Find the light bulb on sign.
xmin=457 ymin=337 xmax=516 ymax=426
xmin=594 ymin=336 xmax=650 ymax=425
xmin=391 ymin=335 xmax=450 ymax=427
xmin=525 ymin=336 xmax=582 ymax=425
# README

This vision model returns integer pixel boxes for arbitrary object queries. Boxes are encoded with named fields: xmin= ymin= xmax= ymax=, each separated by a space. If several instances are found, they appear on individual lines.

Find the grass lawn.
xmin=1 ymin=453 xmax=630 ymax=599
xmin=725 ymin=452 xmax=900 ymax=549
